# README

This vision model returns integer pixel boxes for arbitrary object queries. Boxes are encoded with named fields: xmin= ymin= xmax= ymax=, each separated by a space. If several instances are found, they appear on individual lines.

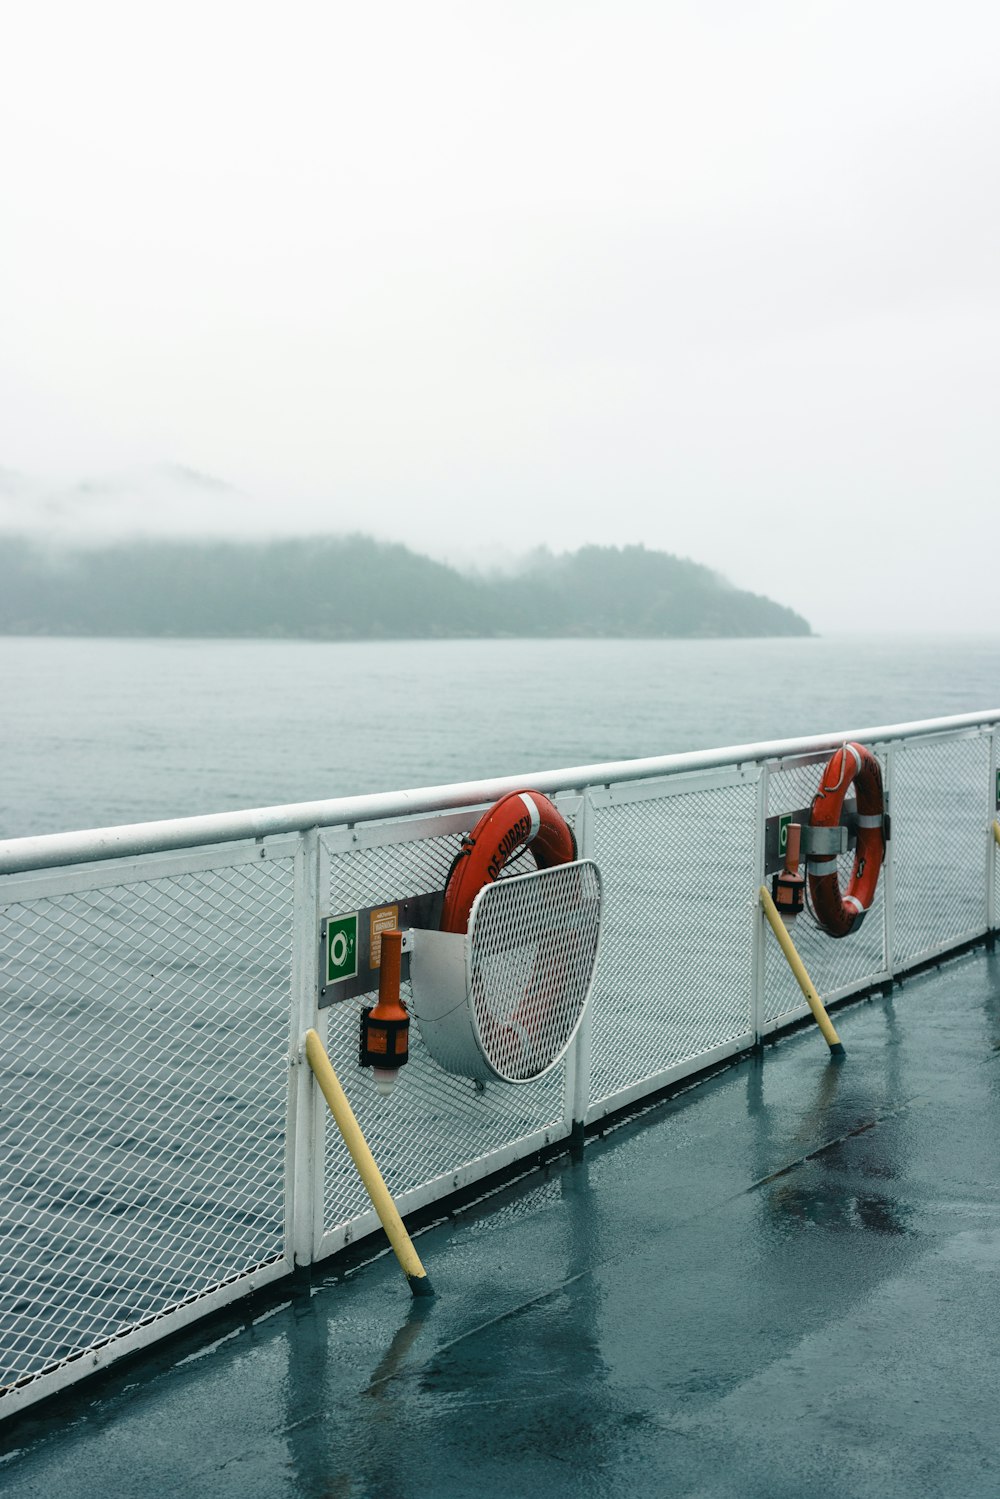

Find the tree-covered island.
xmin=0 ymin=536 xmax=810 ymax=639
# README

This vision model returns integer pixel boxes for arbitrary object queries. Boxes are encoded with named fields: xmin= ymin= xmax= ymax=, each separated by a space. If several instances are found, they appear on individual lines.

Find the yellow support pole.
xmin=993 ymin=820 xmax=1000 ymax=848
xmin=304 ymin=1028 xmax=434 ymax=1297
xmin=759 ymin=885 xmax=845 ymax=1058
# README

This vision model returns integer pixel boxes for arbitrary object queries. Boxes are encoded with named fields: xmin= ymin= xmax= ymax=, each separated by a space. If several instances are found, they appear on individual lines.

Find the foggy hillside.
xmin=0 ymin=536 xmax=811 ymax=639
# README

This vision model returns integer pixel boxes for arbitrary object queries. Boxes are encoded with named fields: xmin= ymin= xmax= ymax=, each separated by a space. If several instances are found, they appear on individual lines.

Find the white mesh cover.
xmin=410 ymin=861 xmax=602 ymax=1082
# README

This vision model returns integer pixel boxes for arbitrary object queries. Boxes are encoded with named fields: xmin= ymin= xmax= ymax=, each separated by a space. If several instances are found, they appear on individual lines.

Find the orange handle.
xmin=784 ymin=822 xmax=801 ymax=874
xmin=373 ymin=930 xmax=406 ymax=1021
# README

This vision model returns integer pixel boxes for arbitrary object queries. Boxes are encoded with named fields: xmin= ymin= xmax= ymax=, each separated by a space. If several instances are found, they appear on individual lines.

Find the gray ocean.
xmin=1 ymin=634 xmax=998 ymax=839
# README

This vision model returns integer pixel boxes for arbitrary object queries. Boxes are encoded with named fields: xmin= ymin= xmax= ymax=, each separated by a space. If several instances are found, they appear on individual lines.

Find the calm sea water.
xmin=1 ymin=634 xmax=998 ymax=838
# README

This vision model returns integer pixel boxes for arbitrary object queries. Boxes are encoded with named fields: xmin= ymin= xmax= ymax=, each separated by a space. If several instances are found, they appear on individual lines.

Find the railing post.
xmin=751 ymin=763 xmax=770 ymax=1047
xmin=987 ymin=728 xmax=998 ymax=937
xmin=287 ymin=827 xmax=322 ymax=1268
xmin=882 ymin=740 xmax=898 ymax=980
xmin=566 ymin=787 xmax=595 ymax=1148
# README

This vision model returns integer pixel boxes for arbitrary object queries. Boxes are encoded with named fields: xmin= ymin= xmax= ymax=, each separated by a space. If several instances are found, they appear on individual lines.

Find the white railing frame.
xmin=2 ymin=709 xmax=999 ymax=1414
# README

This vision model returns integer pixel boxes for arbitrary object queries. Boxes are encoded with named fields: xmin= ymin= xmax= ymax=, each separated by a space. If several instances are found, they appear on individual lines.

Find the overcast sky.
xmin=3 ymin=2 xmax=998 ymax=634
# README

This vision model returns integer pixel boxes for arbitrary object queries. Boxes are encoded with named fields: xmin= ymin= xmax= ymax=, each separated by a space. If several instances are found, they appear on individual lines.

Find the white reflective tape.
xmin=518 ymin=793 xmax=542 ymax=841
xmin=807 ymin=858 xmax=837 ymax=874
xmin=828 ymin=743 xmax=861 ymax=794
xmin=843 ymin=895 xmax=866 ymax=914
xmin=856 ymin=813 xmax=883 ymax=828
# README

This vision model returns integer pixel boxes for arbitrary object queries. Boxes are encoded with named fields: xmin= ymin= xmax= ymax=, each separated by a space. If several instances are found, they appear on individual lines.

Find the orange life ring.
xmin=808 ymin=742 xmax=885 ymax=938
xmin=440 ymin=790 xmax=577 ymax=935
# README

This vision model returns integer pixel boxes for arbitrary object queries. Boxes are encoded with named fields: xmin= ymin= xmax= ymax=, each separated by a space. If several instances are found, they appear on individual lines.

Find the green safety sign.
xmin=996 ymin=769 xmax=1000 ymax=808
xmin=326 ymin=913 xmax=359 ymax=985
xmin=778 ymin=815 xmax=791 ymax=859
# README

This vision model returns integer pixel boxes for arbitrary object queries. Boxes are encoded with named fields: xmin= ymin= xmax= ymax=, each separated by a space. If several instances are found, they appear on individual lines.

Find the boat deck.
xmin=3 ymin=947 xmax=999 ymax=1499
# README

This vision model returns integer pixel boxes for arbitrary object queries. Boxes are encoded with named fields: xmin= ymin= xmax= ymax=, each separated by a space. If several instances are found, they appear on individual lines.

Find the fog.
xmin=3 ymin=2 xmax=998 ymax=635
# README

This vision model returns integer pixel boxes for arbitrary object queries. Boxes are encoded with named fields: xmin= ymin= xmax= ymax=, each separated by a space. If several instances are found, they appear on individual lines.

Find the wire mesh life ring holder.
xmin=409 ymin=859 xmax=603 ymax=1084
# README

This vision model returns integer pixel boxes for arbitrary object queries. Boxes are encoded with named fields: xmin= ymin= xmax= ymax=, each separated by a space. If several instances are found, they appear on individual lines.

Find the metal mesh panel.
xmin=322 ymin=826 xmax=567 ymax=1234
xmin=891 ymin=733 xmax=991 ymax=965
xmin=0 ymin=857 xmax=293 ymax=1394
xmin=588 ymin=778 xmax=758 ymax=1107
xmin=764 ymin=754 xmax=888 ymax=1023
xmin=469 ymin=863 xmax=601 ymax=1081
xmin=326 ymin=828 xmax=461 ymax=913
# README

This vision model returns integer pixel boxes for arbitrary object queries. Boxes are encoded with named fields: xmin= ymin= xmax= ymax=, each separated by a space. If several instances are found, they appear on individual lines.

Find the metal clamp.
xmin=800 ymin=825 xmax=848 ymax=857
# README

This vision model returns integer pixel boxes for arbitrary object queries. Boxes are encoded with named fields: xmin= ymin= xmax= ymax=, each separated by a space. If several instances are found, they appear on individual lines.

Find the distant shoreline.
xmin=0 ymin=534 xmax=812 ymax=640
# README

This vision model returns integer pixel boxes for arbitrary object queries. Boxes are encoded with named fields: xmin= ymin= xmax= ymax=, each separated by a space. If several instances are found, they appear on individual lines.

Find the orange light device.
xmin=771 ymin=822 xmax=805 ymax=920
xmin=359 ymin=930 xmax=410 ymax=1096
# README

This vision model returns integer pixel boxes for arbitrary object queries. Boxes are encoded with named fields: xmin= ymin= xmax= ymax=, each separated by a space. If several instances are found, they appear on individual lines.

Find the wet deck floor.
xmin=3 ymin=948 xmax=1000 ymax=1498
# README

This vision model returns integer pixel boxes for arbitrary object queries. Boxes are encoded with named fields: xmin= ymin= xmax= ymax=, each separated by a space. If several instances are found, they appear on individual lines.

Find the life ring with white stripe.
xmin=808 ymin=742 xmax=886 ymax=938
xmin=440 ymin=790 xmax=577 ymax=934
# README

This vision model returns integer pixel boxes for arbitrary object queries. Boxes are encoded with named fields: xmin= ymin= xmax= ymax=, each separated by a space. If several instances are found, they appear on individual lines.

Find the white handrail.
xmin=1 ymin=709 xmax=997 ymax=875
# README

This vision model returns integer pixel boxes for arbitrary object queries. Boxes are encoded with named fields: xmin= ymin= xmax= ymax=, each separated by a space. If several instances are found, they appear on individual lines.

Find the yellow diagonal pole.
xmin=993 ymin=819 xmax=1000 ymax=848
xmin=305 ymin=1028 xmax=434 ymax=1297
xmin=759 ymin=885 xmax=845 ymax=1058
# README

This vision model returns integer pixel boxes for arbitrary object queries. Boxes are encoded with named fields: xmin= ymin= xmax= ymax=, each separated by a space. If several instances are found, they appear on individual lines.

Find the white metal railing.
xmin=1 ymin=709 xmax=998 ymax=1418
